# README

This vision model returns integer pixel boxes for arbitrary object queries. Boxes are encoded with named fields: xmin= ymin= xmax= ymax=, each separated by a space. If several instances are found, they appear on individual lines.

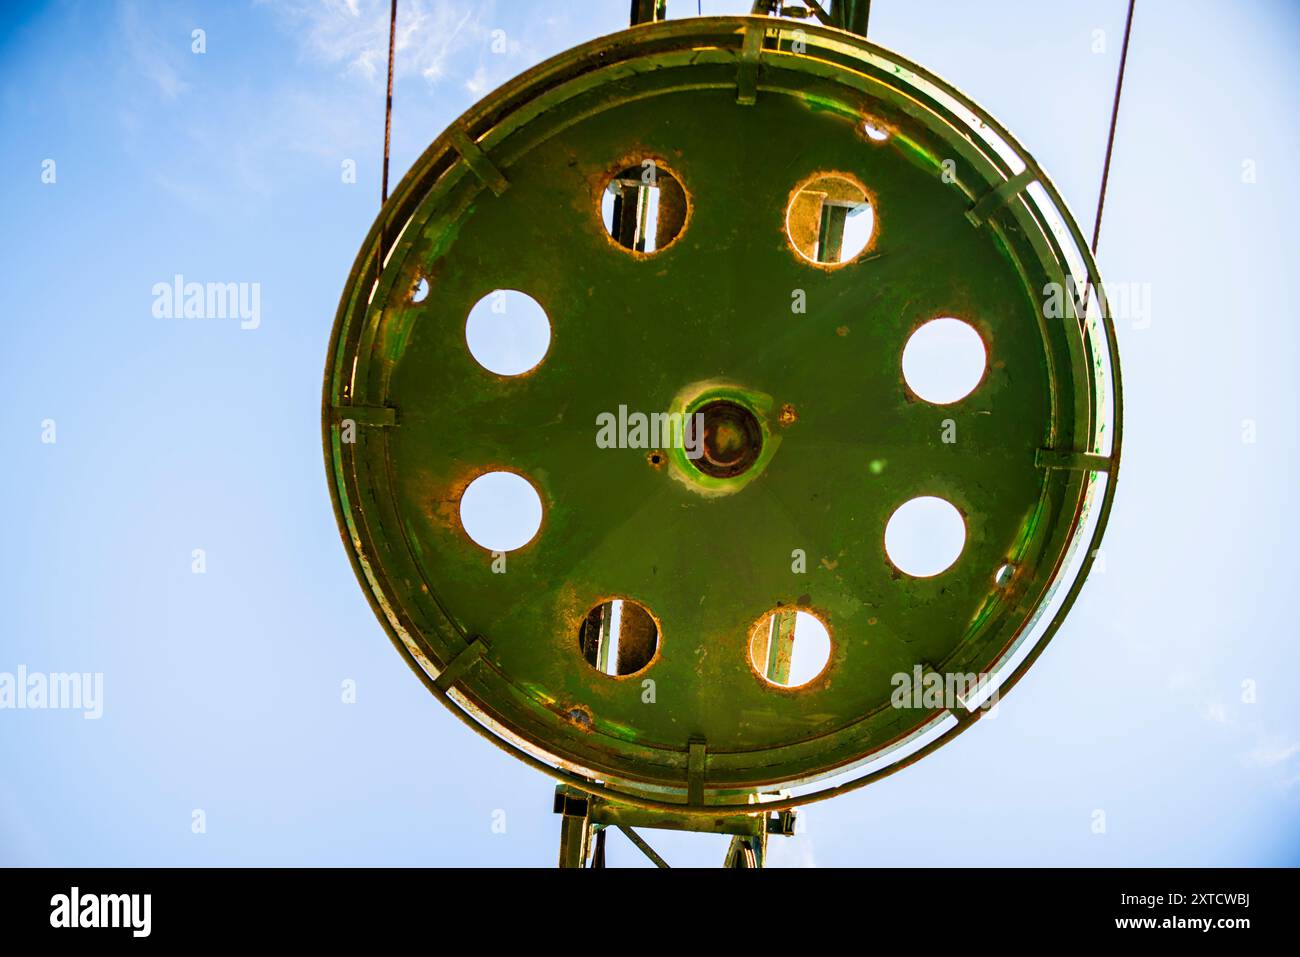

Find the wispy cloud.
xmin=119 ymin=0 xmax=190 ymax=99
xmin=269 ymin=0 xmax=486 ymax=86
xmin=1245 ymin=740 xmax=1300 ymax=770
xmin=1201 ymin=697 xmax=1229 ymax=725
xmin=1192 ymin=682 xmax=1300 ymax=789
xmin=463 ymin=63 xmax=489 ymax=95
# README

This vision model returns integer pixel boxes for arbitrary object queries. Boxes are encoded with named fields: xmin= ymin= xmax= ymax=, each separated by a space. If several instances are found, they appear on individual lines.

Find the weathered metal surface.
xmin=322 ymin=16 xmax=1121 ymax=812
xmin=554 ymin=784 xmax=792 ymax=838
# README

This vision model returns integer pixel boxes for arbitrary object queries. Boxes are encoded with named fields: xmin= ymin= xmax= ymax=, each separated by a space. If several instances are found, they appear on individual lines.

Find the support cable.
xmin=1091 ymin=0 xmax=1136 ymax=256
xmin=381 ymin=0 xmax=398 ymax=206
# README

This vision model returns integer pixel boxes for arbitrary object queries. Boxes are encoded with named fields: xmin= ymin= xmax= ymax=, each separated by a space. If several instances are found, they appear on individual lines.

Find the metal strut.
xmin=553 ymin=785 xmax=796 ymax=868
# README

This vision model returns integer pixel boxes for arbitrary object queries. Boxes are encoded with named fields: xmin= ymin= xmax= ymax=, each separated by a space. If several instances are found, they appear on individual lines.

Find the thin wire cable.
xmin=381 ymin=0 xmax=398 ymax=205
xmin=1091 ymin=0 xmax=1135 ymax=255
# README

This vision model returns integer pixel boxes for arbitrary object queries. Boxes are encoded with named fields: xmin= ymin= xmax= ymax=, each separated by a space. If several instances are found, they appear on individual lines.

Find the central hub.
xmin=694 ymin=400 xmax=763 ymax=478
xmin=665 ymin=384 xmax=780 ymax=495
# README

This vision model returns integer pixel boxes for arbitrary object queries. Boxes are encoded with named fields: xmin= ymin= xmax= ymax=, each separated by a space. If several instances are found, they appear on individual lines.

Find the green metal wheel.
xmin=322 ymin=16 xmax=1121 ymax=813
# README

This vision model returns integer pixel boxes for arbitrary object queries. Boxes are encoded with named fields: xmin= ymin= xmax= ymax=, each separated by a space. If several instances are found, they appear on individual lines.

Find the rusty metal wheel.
xmin=322 ymin=16 xmax=1121 ymax=813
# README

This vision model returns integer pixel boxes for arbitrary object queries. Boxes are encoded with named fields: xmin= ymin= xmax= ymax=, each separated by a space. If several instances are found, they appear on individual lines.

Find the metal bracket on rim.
xmin=449 ymin=127 xmax=509 ymax=196
xmin=1035 ymin=448 xmax=1113 ymax=473
xmin=966 ymin=168 xmax=1037 ymax=227
xmin=736 ymin=23 xmax=765 ymax=105
xmin=434 ymin=636 xmax=488 ymax=692
xmin=687 ymin=736 xmax=708 ymax=805
xmin=332 ymin=404 xmax=398 ymax=428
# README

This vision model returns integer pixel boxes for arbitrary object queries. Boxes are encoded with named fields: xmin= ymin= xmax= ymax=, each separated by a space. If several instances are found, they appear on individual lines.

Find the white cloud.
xmin=119 ymin=0 xmax=190 ymax=99
xmin=1245 ymin=740 xmax=1300 ymax=770
xmin=1182 ymin=677 xmax=1300 ymax=789
xmin=270 ymin=0 xmax=485 ymax=87
xmin=464 ymin=64 xmax=489 ymax=95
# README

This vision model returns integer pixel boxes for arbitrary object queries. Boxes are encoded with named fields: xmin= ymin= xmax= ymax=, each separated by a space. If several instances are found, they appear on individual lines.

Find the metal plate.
xmin=322 ymin=16 xmax=1122 ymax=809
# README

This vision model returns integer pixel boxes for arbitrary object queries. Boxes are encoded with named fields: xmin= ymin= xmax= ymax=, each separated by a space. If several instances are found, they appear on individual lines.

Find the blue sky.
xmin=1 ymin=0 xmax=1298 ymax=866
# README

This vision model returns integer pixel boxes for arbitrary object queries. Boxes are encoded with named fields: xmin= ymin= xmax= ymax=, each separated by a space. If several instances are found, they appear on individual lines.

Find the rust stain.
xmin=560 ymin=703 xmax=595 ymax=732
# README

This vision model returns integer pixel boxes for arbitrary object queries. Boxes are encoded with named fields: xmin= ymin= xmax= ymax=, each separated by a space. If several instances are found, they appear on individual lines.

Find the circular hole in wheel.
xmin=458 ymin=470 xmax=543 ymax=552
xmin=465 ymin=289 xmax=551 ymax=376
xmin=748 ymin=608 xmax=832 ymax=688
xmin=901 ymin=317 xmax=987 ymax=404
xmin=785 ymin=172 xmax=875 ymax=266
xmin=599 ymin=158 xmax=688 ymax=254
xmin=885 ymin=495 xmax=966 ymax=577
xmin=577 ymin=598 xmax=659 ymax=677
